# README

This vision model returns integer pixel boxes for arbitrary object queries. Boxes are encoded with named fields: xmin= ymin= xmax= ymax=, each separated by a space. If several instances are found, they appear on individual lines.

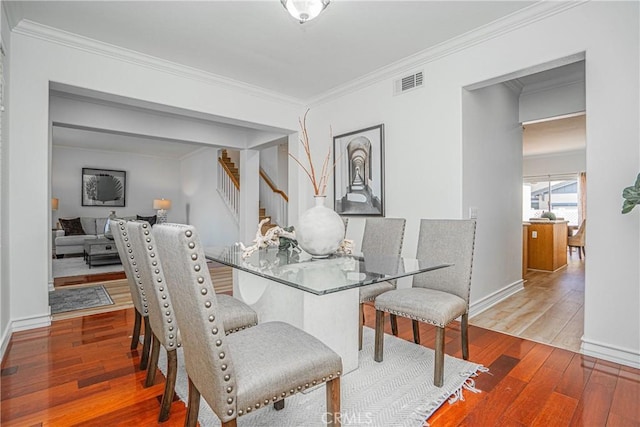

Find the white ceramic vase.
xmin=296 ymin=196 xmax=345 ymax=258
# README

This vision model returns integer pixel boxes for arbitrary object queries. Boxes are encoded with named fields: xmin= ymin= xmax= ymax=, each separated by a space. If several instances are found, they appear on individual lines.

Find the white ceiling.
xmin=523 ymin=114 xmax=586 ymax=157
xmin=5 ymin=1 xmax=535 ymax=101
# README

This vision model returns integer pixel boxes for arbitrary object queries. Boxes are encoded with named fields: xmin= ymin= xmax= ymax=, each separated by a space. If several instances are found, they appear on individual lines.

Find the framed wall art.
xmin=333 ymin=124 xmax=385 ymax=216
xmin=82 ymin=168 xmax=126 ymax=207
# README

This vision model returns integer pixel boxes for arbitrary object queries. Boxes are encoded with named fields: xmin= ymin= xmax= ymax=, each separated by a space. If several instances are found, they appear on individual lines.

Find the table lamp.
xmin=153 ymin=198 xmax=171 ymax=223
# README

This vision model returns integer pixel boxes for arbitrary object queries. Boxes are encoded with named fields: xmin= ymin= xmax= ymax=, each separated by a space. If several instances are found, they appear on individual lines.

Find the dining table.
xmin=205 ymin=246 xmax=451 ymax=373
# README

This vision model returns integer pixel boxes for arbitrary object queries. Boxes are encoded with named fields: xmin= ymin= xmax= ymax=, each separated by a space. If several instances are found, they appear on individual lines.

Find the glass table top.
xmin=204 ymin=246 xmax=452 ymax=296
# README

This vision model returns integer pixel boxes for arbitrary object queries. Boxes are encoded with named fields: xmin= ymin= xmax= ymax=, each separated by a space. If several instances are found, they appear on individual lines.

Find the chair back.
xmin=110 ymin=218 xmax=147 ymax=316
xmin=571 ymin=220 xmax=586 ymax=245
xmin=154 ymin=223 xmax=237 ymax=421
xmin=361 ymin=218 xmax=406 ymax=258
xmin=412 ymin=219 xmax=477 ymax=304
xmin=126 ymin=221 xmax=179 ymax=350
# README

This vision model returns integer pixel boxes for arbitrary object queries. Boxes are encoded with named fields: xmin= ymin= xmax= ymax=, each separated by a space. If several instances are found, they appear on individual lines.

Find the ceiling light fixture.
xmin=281 ymin=0 xmax=330 ymax=24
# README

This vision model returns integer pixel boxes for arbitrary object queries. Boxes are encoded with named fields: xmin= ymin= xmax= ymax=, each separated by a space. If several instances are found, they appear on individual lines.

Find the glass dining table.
xmin=205 ymin=246 xmax=451 ymax=373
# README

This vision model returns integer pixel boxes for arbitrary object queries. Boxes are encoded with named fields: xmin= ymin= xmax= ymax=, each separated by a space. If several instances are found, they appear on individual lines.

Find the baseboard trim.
xmin=0 ymin=323 xmax=11 ymax=363
xmin=11 ymin=313 xmax=52 ymax=333
xmin=581 ymin=338 xmax=640 ymax=369
xmin=469 ymin=279 xmax=525 ymax=318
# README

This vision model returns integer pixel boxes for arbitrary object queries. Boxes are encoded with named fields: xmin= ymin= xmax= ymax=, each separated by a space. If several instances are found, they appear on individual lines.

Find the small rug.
xmin=49 ymin=285 xmax=114 ymax=314
xmin=53 ymin=257 xmax=124 ymax=278
xmin=157 ymin=327 xmax=485 ymax=426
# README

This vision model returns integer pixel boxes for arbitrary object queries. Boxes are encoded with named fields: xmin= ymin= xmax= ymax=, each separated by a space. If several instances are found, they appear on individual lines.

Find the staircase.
xmin=218 ymin=150 xmax=285 ymax=233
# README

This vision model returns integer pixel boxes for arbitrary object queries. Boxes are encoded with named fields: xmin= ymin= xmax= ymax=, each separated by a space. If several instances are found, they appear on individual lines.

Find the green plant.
xmin=621 ymin=173 xmax=640 ymax=214
xmin=541 ymin=211 xmax=556 ymax=220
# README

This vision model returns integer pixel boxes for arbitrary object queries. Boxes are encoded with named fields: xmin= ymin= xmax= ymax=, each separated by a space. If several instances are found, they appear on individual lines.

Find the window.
xmin=523 ymin=175 xmax=579 ymax=225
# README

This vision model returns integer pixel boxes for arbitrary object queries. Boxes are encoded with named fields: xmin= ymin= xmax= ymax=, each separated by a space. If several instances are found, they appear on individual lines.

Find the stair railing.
xmin=259 ymin=169 xmax=288 ymax=226
xmin=217 ymin=157 xmax=240 ymax=222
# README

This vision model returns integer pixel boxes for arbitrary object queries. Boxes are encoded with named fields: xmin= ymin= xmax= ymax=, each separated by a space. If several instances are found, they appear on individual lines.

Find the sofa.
xmin=55 ymin=215 xmax=156 ymax=257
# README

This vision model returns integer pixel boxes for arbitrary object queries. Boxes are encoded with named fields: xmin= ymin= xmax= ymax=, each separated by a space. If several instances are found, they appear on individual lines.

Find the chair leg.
xmin=578 ymin=246 xmax=582 ymax=259
xmin=185 ymin=377 xmax=201 ymax=427
xmin=582 ymin=247 xmax=586 ymax=257
xmin=326 ymin=377 xmax=341 ymax=426
xmin=374 ymin=310 xmax=385 ymax=362
xmin=390 ymin=314 xmax=398 ymax=336
xmin=434 ymin=327 xmax=445 ymax=387
xmin=412 ymin=320 xmax=420 ymax=344
xmin=144 ymin=335 xmax=160 ymax=387
xmin=130 ymin=309 xmax=142 ymax=350
xmin=274 ymin=399 xmax=285 ymax=410
xmin=159 ymin=349 xmax=178 ymax=422
xmin=140 ymin=317 xmax=152 ymax=370
xmin=222 ymin=420 xmax=237 ymax=427
xmin=461 ymin=313 xmax=469 ymax=360
xmin=359 ymin=303 xmax=364 ymax=351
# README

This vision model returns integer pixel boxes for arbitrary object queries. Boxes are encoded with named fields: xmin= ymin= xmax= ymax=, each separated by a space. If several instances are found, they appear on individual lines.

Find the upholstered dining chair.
xmin=358 ymin=217 xmax=406 ymax=350
xmin=154 ymin=223 xmax=342 ymax=427
xmin=110 ymin=218 xmax=152 ymax=370
xmin=125 ymin=220 xmax=259 ymax=422
xmin=374 ymin=219 xmax=476 ymax=387
xmin=568 ymin=219 xmax=586 ymax=259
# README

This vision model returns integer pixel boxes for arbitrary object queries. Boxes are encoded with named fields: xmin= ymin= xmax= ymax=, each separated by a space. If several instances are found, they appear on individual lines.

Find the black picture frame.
xmin=81 ymin=168 xmax=127 ymax=207
xmin=333 ymin=124 xmax=385 ymax=216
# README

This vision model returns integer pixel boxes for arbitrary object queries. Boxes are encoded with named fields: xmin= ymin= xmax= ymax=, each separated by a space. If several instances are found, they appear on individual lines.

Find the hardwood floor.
xmin=471 ymin=255 xmax=585 ymax=353
xmin=2 ymin=300 xmax=638 ymax=425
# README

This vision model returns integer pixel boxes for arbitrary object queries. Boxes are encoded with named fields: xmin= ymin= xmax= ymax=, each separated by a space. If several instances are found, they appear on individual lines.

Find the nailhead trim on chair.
xmin=119 ymin=221 xmax=149 ymax=314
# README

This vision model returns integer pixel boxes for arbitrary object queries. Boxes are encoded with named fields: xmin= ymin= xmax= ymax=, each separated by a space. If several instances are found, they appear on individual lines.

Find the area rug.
xmin=49 ymin=285 xmax=114 ymax=314
xmin=53 ymin=257 xmax=124 ymax=278
xmin=157 ymin=327 xmax=486 ymax=426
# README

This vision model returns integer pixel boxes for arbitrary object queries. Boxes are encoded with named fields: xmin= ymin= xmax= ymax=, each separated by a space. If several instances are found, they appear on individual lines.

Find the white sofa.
xmin=55 ymin=217 xmax=108 ymax=257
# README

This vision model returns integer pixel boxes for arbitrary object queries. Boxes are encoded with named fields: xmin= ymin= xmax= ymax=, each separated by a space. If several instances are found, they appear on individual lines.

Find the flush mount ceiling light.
xmin=281 ymin=0 xmax=330 ymax=24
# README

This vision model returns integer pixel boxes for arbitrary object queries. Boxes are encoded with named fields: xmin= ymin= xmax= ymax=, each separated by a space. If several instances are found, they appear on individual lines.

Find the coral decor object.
xmin=237 ymin=218 xmax=298 ymax=259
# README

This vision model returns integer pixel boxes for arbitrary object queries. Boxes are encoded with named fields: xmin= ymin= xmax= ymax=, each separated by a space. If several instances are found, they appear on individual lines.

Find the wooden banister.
xmin=218 ymin=157 xmax=239 ymax=190
xmin=260 ymin=169 xmax=288 ymax=202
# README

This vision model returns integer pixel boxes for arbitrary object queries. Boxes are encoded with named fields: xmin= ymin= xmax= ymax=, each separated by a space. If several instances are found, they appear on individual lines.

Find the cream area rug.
xmin=52 ymin=257 xmax=124 ymax=278
xmin=157 ymin=327 xmax=486 ymax=426
xmin=49 ymin=285 xmax=114 ymax=314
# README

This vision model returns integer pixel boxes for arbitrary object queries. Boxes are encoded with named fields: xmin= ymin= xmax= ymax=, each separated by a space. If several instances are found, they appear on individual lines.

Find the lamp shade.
xmin=153 ymin=199 xmax=172 ymax=210
xmin=51 ymin=198 xmax=59 ymax=211
xmin=281 ymin=0 xmax=330 ymax=23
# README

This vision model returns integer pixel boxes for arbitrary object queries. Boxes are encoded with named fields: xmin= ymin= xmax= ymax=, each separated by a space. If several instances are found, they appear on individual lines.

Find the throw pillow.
xmin=136 ymin=214 xmax=157 ymax=226
xmin=59 ymin=217 xmax=86 ymax=236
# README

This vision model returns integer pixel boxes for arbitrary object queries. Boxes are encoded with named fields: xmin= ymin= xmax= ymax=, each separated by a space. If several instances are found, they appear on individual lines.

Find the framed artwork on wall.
xmin=333 ymin=124 xmax=385 ymax=216
xmin=82 ymin=168 xmax=126 ymax=207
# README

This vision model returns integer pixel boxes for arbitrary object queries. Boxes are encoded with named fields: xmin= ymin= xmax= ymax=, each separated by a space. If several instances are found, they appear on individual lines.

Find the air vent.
xmin=394 ymin=71 xmax=424 ymax=95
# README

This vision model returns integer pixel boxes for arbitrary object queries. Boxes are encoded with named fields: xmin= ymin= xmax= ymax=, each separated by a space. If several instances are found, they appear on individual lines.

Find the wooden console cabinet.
xmin=526 ymin=221 xmax=568 ymax=272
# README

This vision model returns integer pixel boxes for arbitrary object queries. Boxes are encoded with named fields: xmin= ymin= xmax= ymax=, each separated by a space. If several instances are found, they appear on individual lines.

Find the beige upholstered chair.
xmin=125 ymin=220 xmax=259 ymax=422
xmin=110 ymin=219 xmax=152 ymax=370
xmin=374 ymin=219 xmax=476 ymax=387
xmin=568 ymin=220 xmax=586 ymax=259
xmin=358 ymin=217 xmax=406 ymax=350
xmin=154 ymin=223 xmax=342 ymax=427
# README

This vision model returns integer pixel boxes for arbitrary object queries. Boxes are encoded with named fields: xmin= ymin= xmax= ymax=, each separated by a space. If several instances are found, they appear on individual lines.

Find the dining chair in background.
xmin=358 ymin=217 xmax=406 ymax=350
xmin=568 ymin=219 xmax=586 ymax=259
xmin=374 ymin=219 xmax=476 ymax=387
xmin=110 ymin=218 xmax=152 ymax=370
xmin=124 ymin=220 xmax=259 ymax=422
xmin=154 ymin=223 xmax=343 ymax=427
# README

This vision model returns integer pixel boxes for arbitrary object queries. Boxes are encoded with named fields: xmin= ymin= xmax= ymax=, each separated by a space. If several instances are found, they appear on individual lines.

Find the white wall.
xmin=523 ymin=149 xmax=586 ymax=177
xmin=52 ymin=146 xmax=184 ymax=225
xmin=462 ymin=83 xmax=523 ymax=306
xmin=303 ymin=2 xmax=639 ymax=367
xmin=181 ymin=147 xmax=239 ymax=247
xmin=520 ymin=80 xmax=585 ymax=123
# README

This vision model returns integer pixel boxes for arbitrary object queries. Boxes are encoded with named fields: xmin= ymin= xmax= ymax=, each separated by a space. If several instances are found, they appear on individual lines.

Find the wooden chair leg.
xmin=358 ymin=303 xmax=364 ymax=351
xmin=434 ymin=327 xmax=445 ymax=387
xmin=140 ymin=317 xmax=152 ymax=370
xmin=222 ymin=420 xmax=238 ymax=427
xmin=185 ymin=377 xmax=201 ymax=427
xmin=578 ymin=246 xmax=582 ymax=259
xmin=374 ymin=310 xmax=385 ymax=362
xmin=582 ymin=247 xmax=586 ymax=257
xmin=131 ymin=309 xmax=142 ymax=350
xmin=144 ymin=335 xmax=160 ymax=387
xmin=461 ymin=313 xmax=469 ymax=360
xmin=274 ymin=399 xmax=285 ymax=410
xmin=390 ymin=314 xmax=398 ymax=336
xmin=412 ymin=320 xmax=420 ymax=344
xmin=326 ymin=377 xmax=341 ymax=426
xmin=158 ymin=349 xmax=178 ymax=422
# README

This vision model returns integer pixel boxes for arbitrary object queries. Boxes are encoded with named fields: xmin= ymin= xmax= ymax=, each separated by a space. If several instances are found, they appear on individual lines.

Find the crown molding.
xmin=503 ymin=79 xmax=524 ymax=95
xmin=12 ymin=20 xmax=304 ymax=107
xmin=307 ymin=1 xmax=588 ymax=107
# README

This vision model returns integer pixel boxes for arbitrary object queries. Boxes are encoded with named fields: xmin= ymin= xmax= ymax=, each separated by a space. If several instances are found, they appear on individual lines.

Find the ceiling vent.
xmin=394 ymin=71 xmax=423 ymax=95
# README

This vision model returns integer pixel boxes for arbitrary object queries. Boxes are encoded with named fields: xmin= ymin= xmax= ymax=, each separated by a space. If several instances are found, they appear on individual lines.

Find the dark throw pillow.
xmin=59 ymin=217 xmax=86 ymax=236
xmin=137 ymin=214 xmax=157 ymax=226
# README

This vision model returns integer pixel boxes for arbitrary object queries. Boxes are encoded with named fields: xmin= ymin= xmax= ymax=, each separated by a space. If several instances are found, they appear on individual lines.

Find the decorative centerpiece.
xmin=290 ymin=110 xmax=345 ymax=258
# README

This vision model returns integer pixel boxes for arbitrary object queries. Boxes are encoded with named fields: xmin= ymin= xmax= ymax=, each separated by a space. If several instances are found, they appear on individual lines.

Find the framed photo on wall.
xmin=82 ymin=168 xmax=127 ymax=207
xmin=333 ymin=124 xmax=385 ymax=216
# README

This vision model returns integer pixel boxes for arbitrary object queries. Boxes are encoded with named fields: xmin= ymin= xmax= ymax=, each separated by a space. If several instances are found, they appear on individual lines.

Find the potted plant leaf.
xmin=621 ymin=173 xmax=640 ymax=214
